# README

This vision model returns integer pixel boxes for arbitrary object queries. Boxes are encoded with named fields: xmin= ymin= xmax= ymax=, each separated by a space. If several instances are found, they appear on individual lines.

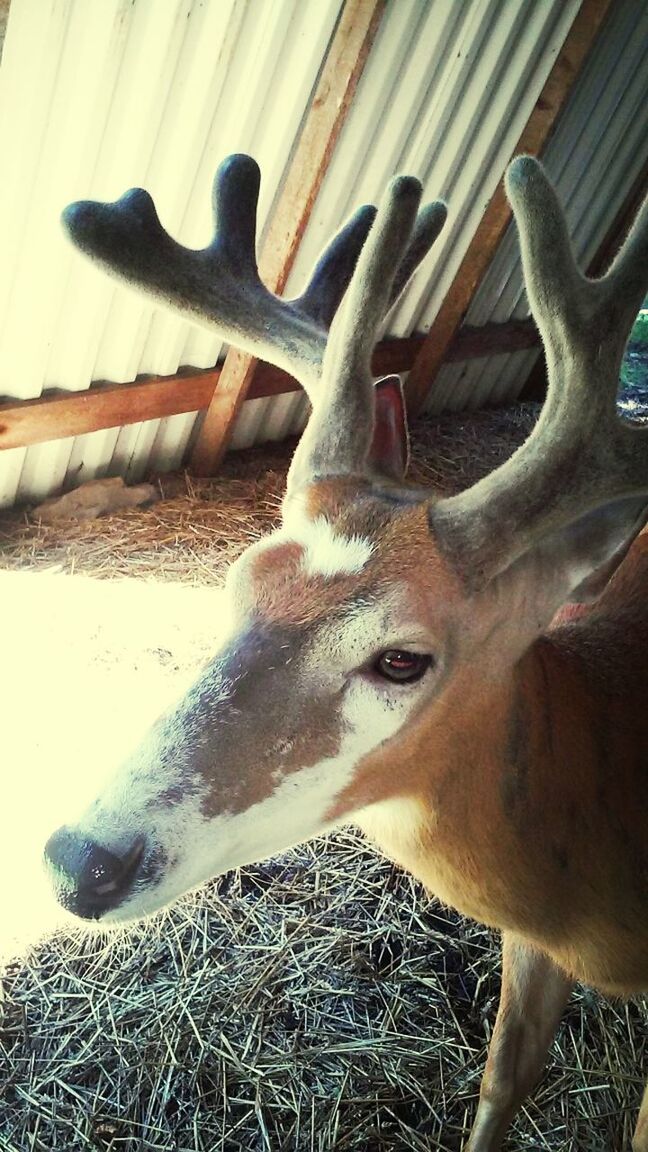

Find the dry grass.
xmin=0 ymin=405 xmax=539 ymax=583
xmin=0 ymin=405 xmax=646 ymax=1152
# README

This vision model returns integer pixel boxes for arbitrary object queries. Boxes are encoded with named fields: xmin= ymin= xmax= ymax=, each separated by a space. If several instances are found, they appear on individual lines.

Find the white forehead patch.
xmin=281 ymin=492 xmax=373 ymax=579
xmin=299 ymin=515 xmax=373 ymax=578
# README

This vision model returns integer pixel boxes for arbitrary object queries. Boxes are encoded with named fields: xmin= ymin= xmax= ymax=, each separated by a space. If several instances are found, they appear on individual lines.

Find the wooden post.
xmin=405 ymin=0 xmax=615 ymax=417
xmin=189 ymin=0 xmax=386 ymax=476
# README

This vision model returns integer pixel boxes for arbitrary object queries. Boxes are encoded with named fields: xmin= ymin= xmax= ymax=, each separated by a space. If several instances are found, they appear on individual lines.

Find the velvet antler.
xmin=63 ymin=155 xmax=447 ymax=485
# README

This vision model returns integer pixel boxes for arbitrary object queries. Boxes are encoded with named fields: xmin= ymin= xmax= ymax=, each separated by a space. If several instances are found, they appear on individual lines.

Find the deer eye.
xmin=374 ymin=650 xmax=432 ymax=684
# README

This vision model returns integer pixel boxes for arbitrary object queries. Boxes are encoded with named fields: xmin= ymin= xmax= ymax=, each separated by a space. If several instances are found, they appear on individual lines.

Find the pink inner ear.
xmin=369 ymin=375 xmax=410 ymax=480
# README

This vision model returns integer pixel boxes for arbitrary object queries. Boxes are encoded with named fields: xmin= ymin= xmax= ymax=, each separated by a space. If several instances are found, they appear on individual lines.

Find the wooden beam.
xmin=448 ymin=317 xmax=538 ymax=362
xmin=248 ymin=336 xmax=426 ymax=402
xmin=0 ymin=320 xmax=541 ymax=452
xmin=405 ymin=0 xmax=615 ymax=417
xmin=189 ymin=0 xmax=386 ymax=476
xmin=0 ymin=336 xmax=422 ymax=453
xmin=0 ymin=374 xmax=218 ymax=452
xmin=248 ymin=319 xmax=539 ymax=398
xmin=520 ymin=153 xmax=648 ymax=401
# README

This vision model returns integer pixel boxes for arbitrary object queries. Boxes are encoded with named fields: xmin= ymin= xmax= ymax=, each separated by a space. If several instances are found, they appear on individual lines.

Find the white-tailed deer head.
xmin=44 ymin=154 xmax=648 ymax=1150
xmin=44 ymin=152 xmax=648 ymax=917
xmin=45 ymin=155 xmax=450 ymax=918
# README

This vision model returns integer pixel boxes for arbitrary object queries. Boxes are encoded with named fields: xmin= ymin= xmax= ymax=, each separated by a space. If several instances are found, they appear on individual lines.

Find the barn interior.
xmin=1 ymin=1 xmax=647 ymax=1149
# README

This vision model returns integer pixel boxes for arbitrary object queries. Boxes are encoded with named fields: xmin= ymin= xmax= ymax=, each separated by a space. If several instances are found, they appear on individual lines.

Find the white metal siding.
xmin=426 ymin=0 xmax=648 ymax=414
xmin=0 ymin=0 xmax=343 ymax=503
xmin=0 ymin=0 xmax=643 ymax=506
xmin=233 ymin=0 xmax=583 ymax=448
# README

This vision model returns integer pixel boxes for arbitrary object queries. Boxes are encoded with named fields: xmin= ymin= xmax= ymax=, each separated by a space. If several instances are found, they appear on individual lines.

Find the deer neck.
xmin=355 ymin=628 xmax=646 ymax=945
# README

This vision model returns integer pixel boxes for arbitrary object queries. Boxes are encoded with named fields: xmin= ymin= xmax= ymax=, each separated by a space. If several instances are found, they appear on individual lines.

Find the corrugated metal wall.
xmin=0 ymin=0 xmax=343 ymax=504
xmin=0 ymin=0 xmax=644 ymax=506
xmin=232 ymin=0 xmax=583 ymax=449
xmin=426 ymin=0 xmax=648 ymax=414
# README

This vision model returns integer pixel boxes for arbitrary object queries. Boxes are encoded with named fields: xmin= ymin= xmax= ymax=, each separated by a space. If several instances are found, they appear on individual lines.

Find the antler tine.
xmin=389 ymin=200 xmax=449 ymax=307
xmin=507 ymin=157 xmax=648 ymax=401
xmin=289 ymin=178 xmax=447 ymax=488
xmin=294 ymin=205 xmax=377 ymax=327
xmin=432 ymin=156 xmax=648 ymax=586
xmin=64 ymin=155 xmax=446 ymax=489
xmin=328 ymin=177 xmax=424 ymax=389
xmin=62 ymin=154 xmax=375 ymax=394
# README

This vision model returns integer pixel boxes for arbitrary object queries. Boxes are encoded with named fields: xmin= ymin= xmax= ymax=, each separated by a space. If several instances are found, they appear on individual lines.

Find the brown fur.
xmin=234 ymin=484 xmax=648 ymax=997
xmin=322 ymin=504 xmax=648 ymax=998
xmin=247 ymin=483 xmax=461 ymax=630
xmin=221 ymin=484 xmax=648 ymax=1152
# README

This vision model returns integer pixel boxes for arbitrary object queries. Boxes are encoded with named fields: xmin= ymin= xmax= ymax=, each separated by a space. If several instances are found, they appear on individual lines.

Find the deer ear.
xmin=521 ymin=495 xmax=648 ymax=605
xmin=369 ymin=375 xmax=410 ymax=480
xmin=560 ymin=496 xmax=648 ymax=602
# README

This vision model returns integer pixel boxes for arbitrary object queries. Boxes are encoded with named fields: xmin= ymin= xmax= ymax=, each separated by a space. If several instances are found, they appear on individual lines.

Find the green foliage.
xmin=629 ymin=311 xmax=648 ymax=346
xmin=620 ymin=310 xmax=648 ymax=391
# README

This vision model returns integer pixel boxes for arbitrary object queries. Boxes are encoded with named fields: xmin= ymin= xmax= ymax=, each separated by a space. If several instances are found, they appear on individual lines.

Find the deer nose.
xmin=43 ymin=827 xmax=146 ymax=920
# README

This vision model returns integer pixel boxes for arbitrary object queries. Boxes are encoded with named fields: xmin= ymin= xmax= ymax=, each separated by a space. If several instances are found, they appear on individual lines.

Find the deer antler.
xmin=63 ymin=155 xmax=373 ymax=393
xmin=63 ymin=155 xmax=447 ymax=483
xmin=289 ymin=176 xmax=447 ymax=488
xmin=432 ymin=156 xmax=648 ymax=585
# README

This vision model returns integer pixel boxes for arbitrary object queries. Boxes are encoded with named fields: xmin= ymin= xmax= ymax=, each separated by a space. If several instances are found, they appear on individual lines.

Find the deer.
xmin=43 ymin=152 xmax=648 ymax=1151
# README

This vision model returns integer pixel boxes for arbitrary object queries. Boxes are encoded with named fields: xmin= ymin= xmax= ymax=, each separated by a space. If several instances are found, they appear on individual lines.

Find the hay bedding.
xmin=0 ymin=406 xmax=646 ymax=1152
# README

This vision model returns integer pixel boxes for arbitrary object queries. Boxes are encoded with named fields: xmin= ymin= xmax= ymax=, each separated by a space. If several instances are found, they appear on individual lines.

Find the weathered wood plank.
xmin=189 ymin=0 xmax=386 ymax=476
xmin=0 ymin=375 xmax=216 ymax=452
xmin=0 ymin=321 xmax=543 ymax=451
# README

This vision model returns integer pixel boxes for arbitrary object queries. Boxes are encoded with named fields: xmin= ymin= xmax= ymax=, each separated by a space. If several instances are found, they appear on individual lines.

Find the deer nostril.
xmin=89 ymin=838 xmax=145 ymax=896
xmin=43 ymin=827 xmax=146 ymax=919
